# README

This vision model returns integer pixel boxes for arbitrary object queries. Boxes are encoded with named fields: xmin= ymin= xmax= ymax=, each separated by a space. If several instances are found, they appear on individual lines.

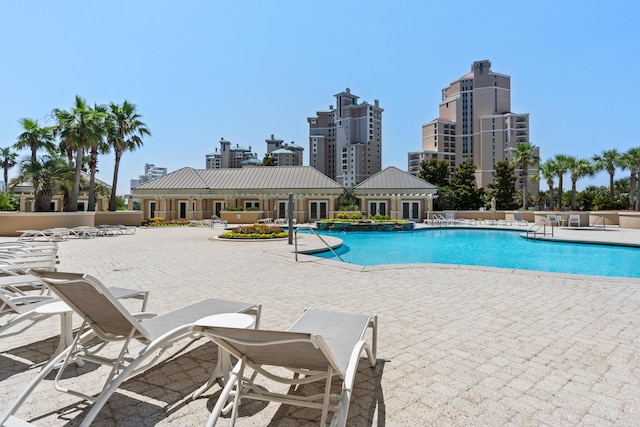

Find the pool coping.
xmin=286 ymin=225 xmax=640 ymax=282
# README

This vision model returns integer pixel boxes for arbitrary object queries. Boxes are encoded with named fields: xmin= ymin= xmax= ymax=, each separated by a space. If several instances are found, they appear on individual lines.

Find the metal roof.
xmin=354 ymin=167 xmax=437 ymax=191
xmin=134 ymin=166 xmax=344 ymax=191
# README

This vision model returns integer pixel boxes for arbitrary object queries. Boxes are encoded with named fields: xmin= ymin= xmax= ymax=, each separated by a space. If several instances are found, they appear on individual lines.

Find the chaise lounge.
xmin=193 ymin=308 xmax=377 ymax=426
xmin=1 ymin=271 xmax=261 ymax=427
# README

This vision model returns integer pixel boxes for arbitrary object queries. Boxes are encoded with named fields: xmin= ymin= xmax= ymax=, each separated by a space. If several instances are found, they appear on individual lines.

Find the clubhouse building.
xmin=130 ymin=166 xmax=437 ymax=224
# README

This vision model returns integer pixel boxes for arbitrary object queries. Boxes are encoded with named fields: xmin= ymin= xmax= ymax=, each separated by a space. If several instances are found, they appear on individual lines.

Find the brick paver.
xmin=1 ymin=226 xmax=640 ymax=425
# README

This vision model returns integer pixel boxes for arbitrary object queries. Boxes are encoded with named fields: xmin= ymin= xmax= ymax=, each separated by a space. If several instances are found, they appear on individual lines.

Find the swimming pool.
xmin=309 ymin=228 xmax=640 ymax=278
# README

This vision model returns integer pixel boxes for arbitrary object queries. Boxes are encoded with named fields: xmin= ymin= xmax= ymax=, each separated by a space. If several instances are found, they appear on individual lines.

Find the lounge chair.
xmin=0 ymin=278 xmax=148 ymax=339
xmin=512 ymin=212 xmax=528 ymax=226
xmin=274 ymin=218 xmax=296 ymax=225
xmin=445 ymin=212 xmax=460 ymax=225
xmin=0 ymin=258 xmax=57 ymax=275
xmin=211 ymin=215 xmax=228 ymax=227
xmin=546 ymin=214 xmax=561 ymax=226
xmin=194 ymin=308 xmax=377 ymax=426
xmin=70 ymin=226 xmax=98 ymax=239
xmin=1 ymin=271 xmax=261 ymax=427
xmin=568 ymin=214 xmax=580 ymax=227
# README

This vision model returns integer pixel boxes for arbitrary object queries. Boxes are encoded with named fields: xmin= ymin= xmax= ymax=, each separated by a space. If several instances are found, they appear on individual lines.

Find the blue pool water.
xmin=309 ymin=228 xmax=640 ymax=278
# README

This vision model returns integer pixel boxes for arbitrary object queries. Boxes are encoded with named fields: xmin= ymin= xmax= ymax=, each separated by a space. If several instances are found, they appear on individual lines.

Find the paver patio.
xmin=1 ymin=226 xmax=640 ymax=426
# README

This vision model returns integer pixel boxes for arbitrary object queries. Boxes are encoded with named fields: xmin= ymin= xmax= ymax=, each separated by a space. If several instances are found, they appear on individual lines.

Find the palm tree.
xmin=510 ymin=142 xmax=539 ymax=210
xmin=11 ymin=153 xmax=74 ymax=211
xmin=87 ymin=104 xmax=109 ymax=211
xmin=536 ymin=159 xmax=557 ymax=209
xmin=592 ymin=149 xmax=622 ymax=199
xmin=621 ymin=147 xmax=640 ymax=210
xmin=14 ymin=118 xmax=56 ymax=164
xmin=106 ymin=101 xmax=150 ymax=212
xmin=1 ymin=147 xmax=18 ymax=191
xmin=53 ymin=96 xmax=105 ymax=212
xmin=566 ymin=156 xmax=594 ymax=210
xmin=554 ymin=154 xmax=571 ymax=209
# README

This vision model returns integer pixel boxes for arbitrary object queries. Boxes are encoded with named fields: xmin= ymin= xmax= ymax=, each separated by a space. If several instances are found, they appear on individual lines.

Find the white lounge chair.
xmin=0 ymin=278 xmax=148 ymax=339
xmin=211 ymin=215 xmax=228 ymax=228
xmin=194 ymin=308 xmax=377 ymax=426
xmin=1 ymin=271 xmax=261 ymax=427
xmin=568 ymin=214 xmax=580 ymax=227
xmin=512 ymin=212 xmax=528 ymax=226
xmin=445 ymin=212 xmax=460 ymax=225
xmin=546 ymin=214 xmax=561 ymax=226
xmin=70 ymin=226 xmax=98 ymax=239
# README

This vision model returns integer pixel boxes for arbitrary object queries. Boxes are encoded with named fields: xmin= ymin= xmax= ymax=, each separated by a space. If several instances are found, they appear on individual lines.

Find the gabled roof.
xmin=354 ymin=167 xmax=437 ymax=191
xmin=134 ymin=166 xmax=343 ymax=191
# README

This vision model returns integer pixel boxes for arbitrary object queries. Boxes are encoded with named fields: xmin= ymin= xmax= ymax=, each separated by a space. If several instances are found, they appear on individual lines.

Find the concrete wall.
xmin=0 ymin=212 xmax=94 ymax=237
xmin=619 ymin=212 xmax=640 ymax=229
xmin=0 ymin=211 xmax=143 ymax=237
xmin=95 ymin=211 xmax=143 ymax=226
xmin=220 ymin=211 xmax=262 ymax=225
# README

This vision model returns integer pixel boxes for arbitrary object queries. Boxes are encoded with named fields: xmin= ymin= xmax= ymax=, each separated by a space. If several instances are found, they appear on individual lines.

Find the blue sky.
xmin=1 ymin=1 xmax=638 ymax=192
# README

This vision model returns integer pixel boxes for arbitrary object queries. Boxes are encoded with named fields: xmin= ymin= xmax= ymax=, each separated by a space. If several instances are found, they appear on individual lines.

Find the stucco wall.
xmin=619 ymin=212 xmax=640 ymax=229
xmin=0 ymin=212 xmax=94 ymax=237
xmin=95 ymin=211 xmax=143 ymax=226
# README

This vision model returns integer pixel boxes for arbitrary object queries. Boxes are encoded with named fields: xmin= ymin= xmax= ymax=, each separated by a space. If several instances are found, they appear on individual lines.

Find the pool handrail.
xmin=526 ymin=218 xmax=555 ymax=239
xmin=592 ymin=216 xmax=606 ymax=230
xmin=293 ymin=225 xmax=345 ymax=262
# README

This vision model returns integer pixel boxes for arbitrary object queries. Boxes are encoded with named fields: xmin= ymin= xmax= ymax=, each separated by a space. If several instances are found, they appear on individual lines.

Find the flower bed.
xmin=142 ymin=217 xmax=197 ymax=227
xmin=219 ymin=223 xmax=288 ymax=239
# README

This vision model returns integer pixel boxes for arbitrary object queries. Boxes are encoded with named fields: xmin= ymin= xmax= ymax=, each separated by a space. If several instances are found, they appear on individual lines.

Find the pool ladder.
xmin=592 ymin=216 xmax=607 ymax=230
xmin=526 ymin=218 xmax=555 ymax=239
xmin=293 ymin=225 xmax=345 ymax=262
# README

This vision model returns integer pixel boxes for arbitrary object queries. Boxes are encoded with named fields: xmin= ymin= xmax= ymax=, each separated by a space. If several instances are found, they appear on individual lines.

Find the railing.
xmin=526 ymin=218 xmax=555 ymax=239
xmin=293 ymin=225 xmax=345 ymax=262
xmin=592 ymin=216 xmax=606 ymax=230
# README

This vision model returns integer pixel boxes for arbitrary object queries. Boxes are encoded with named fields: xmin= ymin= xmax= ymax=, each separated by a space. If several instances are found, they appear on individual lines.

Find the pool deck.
xmin=1 ymin=225 xmax=640 ymax=425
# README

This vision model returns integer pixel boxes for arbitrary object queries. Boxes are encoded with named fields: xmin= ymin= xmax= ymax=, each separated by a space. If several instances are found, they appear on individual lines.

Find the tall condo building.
xmin=205 ymin=138 xmax=257 ymax=169
xmin=130 ymin=163 xmax=167 ymax=191
xmin=408 ymin=60 xmax=538 ymax=193
xmin=265 ymin=134 xmax=304 ymax=166
xmin=308 ymin=88 xmax=383 ymax=187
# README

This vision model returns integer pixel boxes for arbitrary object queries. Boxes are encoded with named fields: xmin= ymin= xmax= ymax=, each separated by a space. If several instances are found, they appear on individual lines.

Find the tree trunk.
xmin=109 ymin=150 xmax=122 ymax=211
xmin=88 ymin=145 xmax=98 ymax=211
xmin=571 ymin=180 xmax=577 ymax=210
xmin=631 ymin=171 xmax=637 ymax=210
xmin=557 ymin=176 xmax=563 ymax=209
xmin=547 ymin=180 xmax=554 ymax=210
xmin=522 ymin=171 xmax=528 ymax=210
xmin=66 ymin=148 xmax=84 ymax=212
xmin=609 ymin=172 xmax=615 ymax=199
xmin=35 ymin=189 xmax=53 ymax=212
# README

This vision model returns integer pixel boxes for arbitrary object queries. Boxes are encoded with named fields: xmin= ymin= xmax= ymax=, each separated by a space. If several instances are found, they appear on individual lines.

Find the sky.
xmin=1 ymin=0 xmax=639 ymax=193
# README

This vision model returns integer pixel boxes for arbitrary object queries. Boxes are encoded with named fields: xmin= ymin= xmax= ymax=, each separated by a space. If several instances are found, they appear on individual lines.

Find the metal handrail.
xmin=592 ymin=216 xmax=606 ymax=230
xmin=526 ymin=218 xmax=555 ymax=239
xmin=293 ymin=225 xmax=345 ymax=262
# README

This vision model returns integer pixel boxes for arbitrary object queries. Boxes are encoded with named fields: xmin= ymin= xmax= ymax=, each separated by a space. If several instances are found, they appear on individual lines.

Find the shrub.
xmin=219 ymin=223 xmax=287 ymax=239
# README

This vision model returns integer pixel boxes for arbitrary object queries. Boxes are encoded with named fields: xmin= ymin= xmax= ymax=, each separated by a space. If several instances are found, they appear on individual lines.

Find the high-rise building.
xmin=205 ymin=138 xmax=256 ymax=169
xmin=265 ymin=134 xmax=304 ymax=166
xmin=130 ymin=163 xmax=167 ymax=191
xmin=408 ymin=60 xmax=538 ymax=194
xmin=308 ymin=88 xmax=383 ymax=187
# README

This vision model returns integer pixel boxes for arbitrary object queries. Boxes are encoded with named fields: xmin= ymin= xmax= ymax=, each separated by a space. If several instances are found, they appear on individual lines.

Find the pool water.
xmin=310 ymin=228 xmax=640 ymax=278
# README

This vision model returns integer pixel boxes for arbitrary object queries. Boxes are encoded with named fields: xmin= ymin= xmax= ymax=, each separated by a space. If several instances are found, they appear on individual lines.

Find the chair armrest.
xmin=131 ymin=312 xmax=158 ymax=321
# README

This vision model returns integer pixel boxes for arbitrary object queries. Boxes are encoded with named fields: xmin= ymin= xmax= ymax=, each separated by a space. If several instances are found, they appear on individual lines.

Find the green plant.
xmin=337 ymin=204 xmax=360 ymax=211
xmin=0 ymin=191 xmax=17 ymax=211
xmin=370 ymin=214 xmax=391 ymax=221
xmin=219 ymin=223 xmax=287 ymax=239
